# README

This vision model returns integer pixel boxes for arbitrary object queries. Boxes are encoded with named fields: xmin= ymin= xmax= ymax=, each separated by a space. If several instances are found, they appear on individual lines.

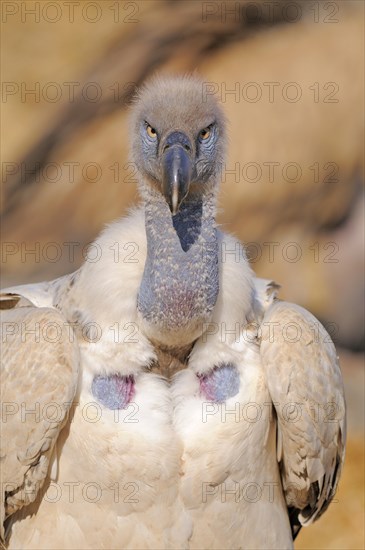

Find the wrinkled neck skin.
xmin=137 ymin=184 xmax=219 ymax=350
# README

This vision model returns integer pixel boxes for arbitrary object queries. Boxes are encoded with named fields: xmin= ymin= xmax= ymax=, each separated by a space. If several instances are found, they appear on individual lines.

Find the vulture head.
xmin=130 ymin=74 xmax=226 ymax=215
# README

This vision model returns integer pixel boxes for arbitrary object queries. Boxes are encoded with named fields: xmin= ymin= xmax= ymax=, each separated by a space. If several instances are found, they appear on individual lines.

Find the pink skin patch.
xmin=198 ymin=364 xmax=240 ymax=403
xmin=91 ymin=374 xmax=135 ymax=410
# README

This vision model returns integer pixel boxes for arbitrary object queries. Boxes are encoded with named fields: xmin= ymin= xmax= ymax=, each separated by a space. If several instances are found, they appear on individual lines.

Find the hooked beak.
xmin=162 ymin=132 xmax=192 ymax=216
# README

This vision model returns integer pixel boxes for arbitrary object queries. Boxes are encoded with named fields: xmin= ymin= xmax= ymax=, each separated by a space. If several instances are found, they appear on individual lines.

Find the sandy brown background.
xmin=1 ymin=1 xmax=364 ymax=548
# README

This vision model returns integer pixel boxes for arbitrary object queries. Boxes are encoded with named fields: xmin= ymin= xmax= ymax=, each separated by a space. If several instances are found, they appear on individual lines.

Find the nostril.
xmin=163 ymin=144 xmax=170 ymax=153
xmin=183 ymin=144 xmax=191 ymax=152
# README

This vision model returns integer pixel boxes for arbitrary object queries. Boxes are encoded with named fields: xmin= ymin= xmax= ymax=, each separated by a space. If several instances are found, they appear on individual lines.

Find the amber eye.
xmin=199 ymin=127 xmax=211 ymax=140
xmin=146 ymin=124 xmax=157 ymax=138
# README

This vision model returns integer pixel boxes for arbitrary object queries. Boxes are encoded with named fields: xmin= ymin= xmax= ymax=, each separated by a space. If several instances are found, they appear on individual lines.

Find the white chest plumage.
xmin=9 ymin=350 xmax=292 ymax=550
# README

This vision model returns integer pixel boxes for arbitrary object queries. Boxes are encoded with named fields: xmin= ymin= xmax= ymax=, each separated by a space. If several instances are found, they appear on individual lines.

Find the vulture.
xmin=0 ymin=74 xmax=346 ymax=550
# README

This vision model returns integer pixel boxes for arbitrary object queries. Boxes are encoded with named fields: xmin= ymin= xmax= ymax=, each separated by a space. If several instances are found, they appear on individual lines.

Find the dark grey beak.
xmin=162 ymin=131 xmax=192 ymax=216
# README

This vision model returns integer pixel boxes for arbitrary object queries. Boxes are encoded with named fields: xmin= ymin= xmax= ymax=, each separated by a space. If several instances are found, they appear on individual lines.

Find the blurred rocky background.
xmin=1 ymin=1 xmax=364 ymax=547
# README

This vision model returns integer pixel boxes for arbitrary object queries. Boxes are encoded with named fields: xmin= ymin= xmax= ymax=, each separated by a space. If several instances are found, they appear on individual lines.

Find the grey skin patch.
xmin=91 ymin=374 xmax=135 ymax=410
xmin=198 ymin=363 xmax=240 ymax=403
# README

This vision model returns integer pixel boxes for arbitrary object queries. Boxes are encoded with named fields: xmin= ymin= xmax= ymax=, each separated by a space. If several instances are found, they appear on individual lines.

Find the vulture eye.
xmin=199 ymin=127 xmax=211 ymax=140
xmin=146 ymin=124 xmax=157 ymax=139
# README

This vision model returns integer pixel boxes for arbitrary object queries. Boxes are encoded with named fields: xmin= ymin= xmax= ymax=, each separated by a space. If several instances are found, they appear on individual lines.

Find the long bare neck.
xmin=137 ymin=187 xmax=219 ymax=348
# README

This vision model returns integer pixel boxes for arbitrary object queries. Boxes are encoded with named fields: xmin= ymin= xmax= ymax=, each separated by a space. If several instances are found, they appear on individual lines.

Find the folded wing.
xmin=259 ymin=300 xmax=346 ymax=538
xmin=0 ymin=295 xmax=80 ymax=542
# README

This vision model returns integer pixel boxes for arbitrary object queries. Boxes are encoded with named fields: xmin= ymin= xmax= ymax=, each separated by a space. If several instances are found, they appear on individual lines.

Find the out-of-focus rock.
xmin=1 ymin=0 xmax=364 ymax=349
xmin=200 ymin=11 xmax=364 ymax=348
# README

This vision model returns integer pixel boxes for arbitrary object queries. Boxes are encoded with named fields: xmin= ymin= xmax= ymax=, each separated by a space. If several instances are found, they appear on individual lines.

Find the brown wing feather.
xmin=259 ymin=300 xmax=346 ymax=534
xmin=0 ymin=303 xmax=79 ymax=542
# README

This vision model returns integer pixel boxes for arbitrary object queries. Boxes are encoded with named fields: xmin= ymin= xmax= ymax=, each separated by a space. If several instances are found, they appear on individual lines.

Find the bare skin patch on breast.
xmin=91 ymin=374 xmax=135 ymax=410
xmin=198 ymin=363 xmax=240 ymax=403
